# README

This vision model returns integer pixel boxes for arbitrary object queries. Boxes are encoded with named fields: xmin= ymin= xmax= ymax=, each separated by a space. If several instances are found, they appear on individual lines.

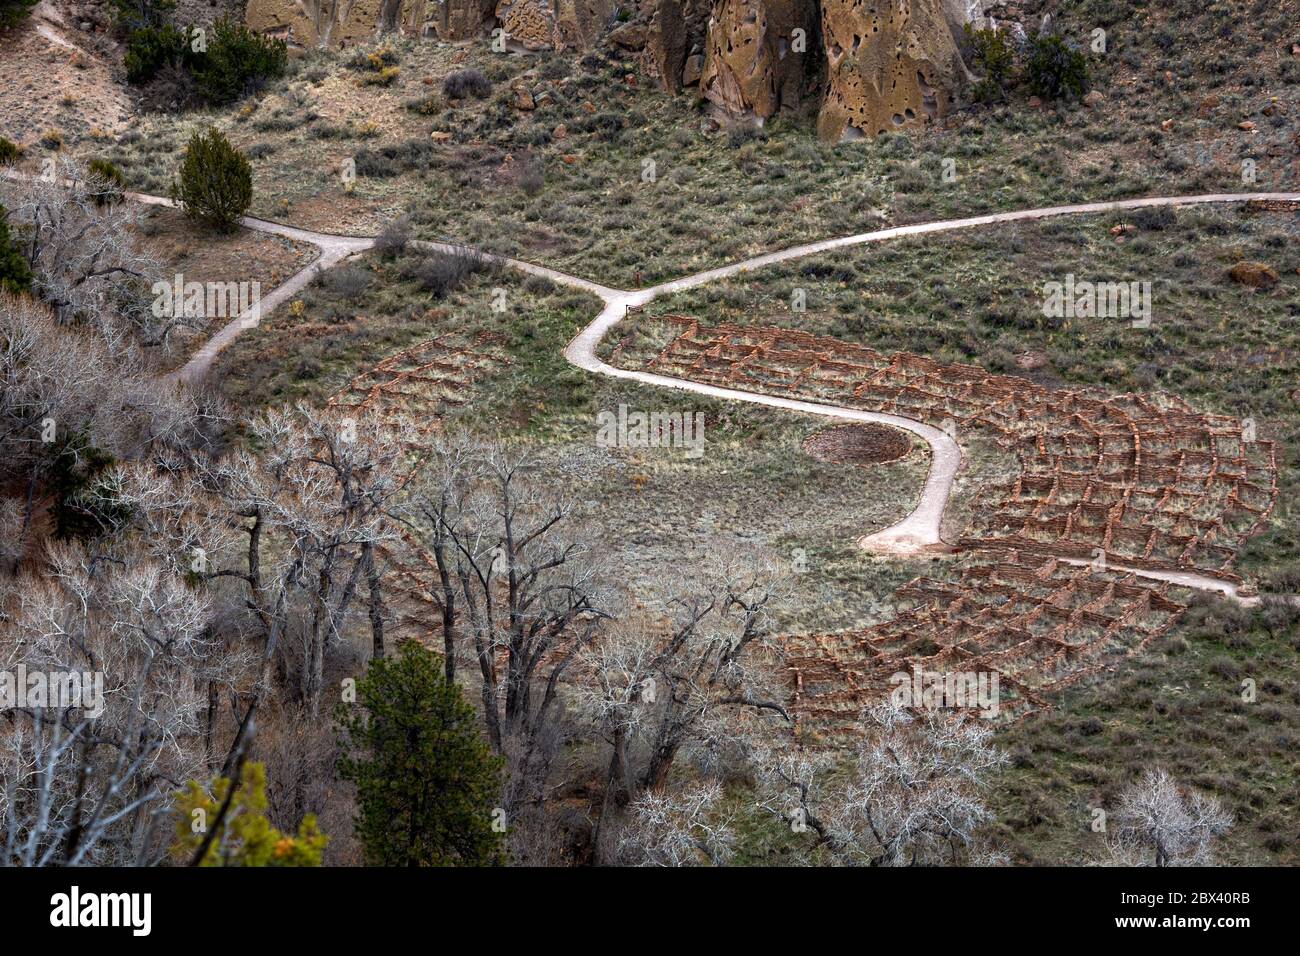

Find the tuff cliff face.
xmin=641 ymin=0 xmax=970 ymax=139
xmin=245 ymin=0 xmax=386 ymax=48
xmin=496 ymin=0 xmax=614 ymax=51
xmin=640 ymin=0 xmax=711 ymax=93
xmin=243 ymin=0 xmax=971 ymax=140
xmin=426 ymin=0 xmax=497 ymax=41
xmin=246 ymin=0 xmax=609 ymax=50
xmin=817 ymin=0 xmax=967 ymax=141
xmin=697 ymin=0 xmax=819 ymax=122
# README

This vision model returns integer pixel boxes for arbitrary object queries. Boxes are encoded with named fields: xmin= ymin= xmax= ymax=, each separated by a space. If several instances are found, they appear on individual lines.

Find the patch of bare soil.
xmin=0 ymin=2 xmax=133 ymax=147
xmin=802 ymin=423 xmax=913 ymax=466
xmin=284 ymin=187 xmax=390 ymax=235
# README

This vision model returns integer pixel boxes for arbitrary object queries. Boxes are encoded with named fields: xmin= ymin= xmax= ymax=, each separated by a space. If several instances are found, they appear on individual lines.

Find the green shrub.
xmin=353 ymin=138 xmax=437 ymax=178
xmin=123 ymin=24 xmax=189 ymax=85
xmin=0 ymin=0 xmax=36 ymax=27
xmin=1024 ymin=32 xmax=1089 ymax=101
xmin=0 ymin=203 xmax=33 ymax=295
xmin=404 ymin=92 xmax=443 ymax=116
xmin=86 ymin=158 xmax=128 ymax=204
xmin=171 ymin=126 xmax=252 ymax=233
xmin=191 ymin=18 xmax=287 ymax=106
xmin=359 ymin=65 xmax=400 ymax=87
xmin=0 ymin=136 xmax=19 ymax=165
xmin=965 ymin=25 xmax=1015 ymax=83
xmin=964 ymin=24 xmax=1016 ymax=103
xmin=347 ymin=46 xmax=399 ymax=72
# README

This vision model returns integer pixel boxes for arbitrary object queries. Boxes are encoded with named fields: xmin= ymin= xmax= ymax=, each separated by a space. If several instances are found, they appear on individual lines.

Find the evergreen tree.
xmin=171 ymin=126 xmax=252 ymax=233
xmin=0 ymin=203 xmax=32 ymax=296
xmin=191 ymin=18 xmax=287 ymax=106
xmin=337 ymin=641 xmax=506 ymax=866
xmin=172 ymin=762 xmax=327 ymax=867
xmin=1024 ymin=32 xmax=1089 ymax=101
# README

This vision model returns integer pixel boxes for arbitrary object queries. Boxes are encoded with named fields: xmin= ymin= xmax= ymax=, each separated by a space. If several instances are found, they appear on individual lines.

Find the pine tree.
xmin=0 ymin=203 xmax=32 ymax=296
xmin=171 ymin=126 xmax=252 ymax=233
xmin=337 ymin=641 xmax=506 ymax=866
xmin=172 ymin=762 xmax=327 ymax=866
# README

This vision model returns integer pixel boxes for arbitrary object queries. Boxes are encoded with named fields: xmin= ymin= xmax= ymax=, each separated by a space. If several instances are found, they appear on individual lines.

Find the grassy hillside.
xmin=40 ymin=0 xmax=1291 ymax=288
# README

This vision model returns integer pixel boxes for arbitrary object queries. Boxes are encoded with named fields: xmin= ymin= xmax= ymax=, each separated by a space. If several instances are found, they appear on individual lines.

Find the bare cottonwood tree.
xmin=0 ymin=293 xmax=195 ymax=572
xmin=1 ymin=161 xmax=176 ymax=343
xmin=755 ymin=702 xmax=1008 ymax=866
xmin=617 ymin=782 xmax=735 ymax=867
xmin=122 ymin=403 xmax=410 ymax=733
xmin=0 ymin=542 xmax=226 ymax=866
xmin=1109 ymin=767 xmax=1233 ymax=866
xmin=575 ymin=555 xmax=789 ymax=863
xmin=403 ymin=437 xmax=609 ymax=824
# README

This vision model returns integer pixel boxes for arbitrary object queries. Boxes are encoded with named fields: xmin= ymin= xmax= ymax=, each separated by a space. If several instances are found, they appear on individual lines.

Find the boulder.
xmin=607 ymin=22 xmax=647 ymax=51
xmin=511 ymin=85 xmax=536 ymax=110
xmin=1228 ymin=261 xmax=1280 ymax=289
xmin=682 ymin=52 xmax=704 ymax=86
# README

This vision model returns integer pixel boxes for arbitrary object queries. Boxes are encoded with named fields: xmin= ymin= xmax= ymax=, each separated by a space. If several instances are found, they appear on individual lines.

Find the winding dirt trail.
xmin=560 ymin=191 xmax=1299 ymax=576
xmin=177 ymin=187 xmax=1300 ymax=601
xmin=12 ymin=169 xmax=1294 ymax=600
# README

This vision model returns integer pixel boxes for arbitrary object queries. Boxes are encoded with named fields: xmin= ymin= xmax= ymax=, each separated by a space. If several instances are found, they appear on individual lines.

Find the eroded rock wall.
xmin=654 ymin=0 xmax=969 ymax=139
xmin=495 ymin=0 xmax=614 ymax=51
xmin=641 ymin=0 xmax=711 ymax=93
xmin=246 ymin=0 xmax=608 ymax=50
xmin=245 ymin=0 xmax=384 ymax=47
xmin=697 ymin=0 xmax=818 ymax=122
xmin=421 ymin=0 xmax=497 ymax=40
xmin=817 ymin=0 xmax=967 ymax=141
xmin=243 ymin=0 xmax=971 ymax=142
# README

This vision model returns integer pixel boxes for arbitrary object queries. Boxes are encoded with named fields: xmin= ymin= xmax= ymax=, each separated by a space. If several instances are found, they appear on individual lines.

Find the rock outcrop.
xmin=640 ymin=0 xmax=711 ymax=93
xmin=697 ymin=0 xmax=819 ymax=122
xmin=247 ymin=0 xmax=609 ymax=50
xmin=817 ymin=0 xmax=967 ymax=141
xmin=245 ymin=0 xmax=385 ymax=47
xmin=242 ymin=0 xmax=972 ymax=142
xmin=495 ymin=0 xmax=614 ymax=51
xmin=421 ymin=0 xmax=497 ymax=41
xmin=640 ymin=0 xmax=971 ymax=140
